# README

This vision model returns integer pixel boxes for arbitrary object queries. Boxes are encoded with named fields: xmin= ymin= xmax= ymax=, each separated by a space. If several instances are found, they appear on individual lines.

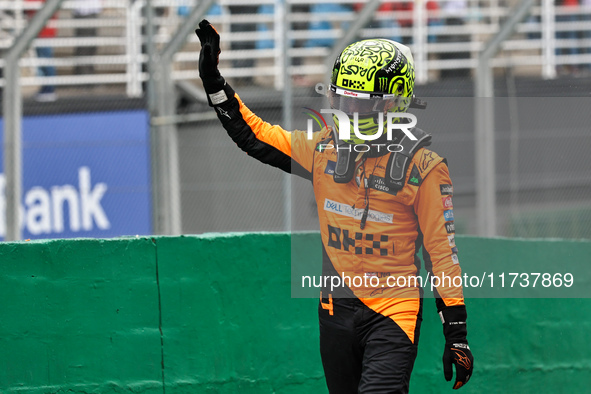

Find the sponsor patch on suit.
xmin=324 ymin=198 xmax=393 ymax=224
xmin=440 ymin=184 xmax=453 ymax=195
xmin=443 ymin=209 xmax=454 ymax=222
xmin=325 ymin=160 xmax=336 ymax=175
xmin=408 ymin=164 xmax=423 ymax=186
xmin=445 ymin=221 xmax=455 ymax=233
xmin=448 ymin=234 xmax=456 ymax=247
xmin=368 ymin=175 xmax=398 ymax=196
xmin=442 ymin=195 xmax=453 ymax=209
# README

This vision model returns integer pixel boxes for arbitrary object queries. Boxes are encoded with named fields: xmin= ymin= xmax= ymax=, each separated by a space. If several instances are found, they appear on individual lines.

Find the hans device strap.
xmin=384 ymin=127 xmax=432 ymax=191
xmin=333 ymin=137 xmax=357 ymax=183
xmin=329 ymin=127 xmax=432 ymax=189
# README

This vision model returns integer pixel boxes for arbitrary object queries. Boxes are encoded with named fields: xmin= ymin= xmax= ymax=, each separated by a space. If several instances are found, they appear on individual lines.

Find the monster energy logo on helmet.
xmin=378 ymin=77 xmax=389 ymax=92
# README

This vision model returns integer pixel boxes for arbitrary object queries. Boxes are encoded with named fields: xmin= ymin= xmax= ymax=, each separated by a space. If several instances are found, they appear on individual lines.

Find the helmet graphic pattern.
xmin=330 ymin=39 xmax=415 ymax=144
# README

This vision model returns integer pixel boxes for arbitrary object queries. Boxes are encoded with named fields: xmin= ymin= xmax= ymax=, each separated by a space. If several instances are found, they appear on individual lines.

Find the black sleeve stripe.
xmin=215 ymin=94 xmax=311 ymax=180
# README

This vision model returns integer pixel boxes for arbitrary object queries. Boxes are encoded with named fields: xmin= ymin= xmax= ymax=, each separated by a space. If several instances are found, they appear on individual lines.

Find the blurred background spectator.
xmin=555 ymin=0 xmax=580 ymax=75
xmin=353 ymin=1 xmax=442 ymax=45
xmin=439 ymin=0 xmax=471 ymax=78
xmin=228 ymin=5 xmax=259 ymax=85
xmin=133 ymin=0 xmax=168 ymax=93
xmin=256 ymin=3 xmax=275 ymax=51
xmin=582 ymin=0 xmax=591 ymax=71
xmin=305 ymin=3 xmax=352 ymax=48
xmin=355 ymin=2 xmax=403 ymax=43
xmin=0 ymin=7 xmax=14 ymax=98
xmin=72 ymin=0 xmax=103 ymax=77
xmin=25 ymin=0 xmax=58 ymax=102
xmin=3 ymin=0 xmax=590 ymax=98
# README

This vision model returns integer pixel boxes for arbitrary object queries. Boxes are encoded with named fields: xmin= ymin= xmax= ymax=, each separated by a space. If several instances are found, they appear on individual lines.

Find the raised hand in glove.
xmin=440 ymin=305 xmax=474 ymax=390
xmin=195 ymin=19 xmax=226 ymax=102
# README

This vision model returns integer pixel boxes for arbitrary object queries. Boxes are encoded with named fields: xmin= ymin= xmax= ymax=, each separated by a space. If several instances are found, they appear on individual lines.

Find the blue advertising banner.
xmin=0 ymin=110 xmax=152 ymax=240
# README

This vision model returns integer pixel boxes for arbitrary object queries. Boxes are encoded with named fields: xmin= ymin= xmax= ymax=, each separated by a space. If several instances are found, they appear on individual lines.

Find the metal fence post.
xmin=414 ymin=0 xmax=428 ymax=84
xmin=151 ymin=0 xmax=215 ymax=235
xmin=281 ymin=0 xmax=292 ymax=231
xmin=542 ymin=0 xmax=556 ymax=79
xmin=274 ymin=0 xmax=284 ymax=90
xmin=126 ymin=0 xmax=143 ymax=97
xmin=474 ymin=0 xmax=535 ymax=237
xmin=2 ymin=0 xmax=66 ymax=241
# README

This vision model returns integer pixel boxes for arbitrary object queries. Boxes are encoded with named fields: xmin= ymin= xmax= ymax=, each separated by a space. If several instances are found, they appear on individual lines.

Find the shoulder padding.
xmin=413 ymin=148 xmax=446 ymax=178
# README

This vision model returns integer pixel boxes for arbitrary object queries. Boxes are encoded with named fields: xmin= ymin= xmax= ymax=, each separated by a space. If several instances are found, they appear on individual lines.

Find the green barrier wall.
xmin=1 ymin=234 xmax=590 ymax=393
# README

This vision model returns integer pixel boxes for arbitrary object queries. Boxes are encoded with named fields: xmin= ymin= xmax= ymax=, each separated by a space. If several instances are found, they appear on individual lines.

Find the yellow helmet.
xmin=329 ymin=39 xmax=415 ymax=144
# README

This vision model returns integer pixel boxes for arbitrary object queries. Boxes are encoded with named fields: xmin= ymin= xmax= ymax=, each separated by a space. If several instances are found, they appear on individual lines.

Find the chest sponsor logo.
xmin=443 ymin=209 xmax=454 ymax=222
xmin=324 ymin=198 xmax=393 ymax=224
xmin=327 ymin=224 xmax=393 ymax=256
xmin=440 ymin=184 xmax=453 ymax=195
xmin=445 ymin=221 xmax=455 ymax=233
xmin=442 ymin=195 xmax=453 ymax=209
xmin=325 ymin=160 xmax=336 ymax=175
xmin=367 ymin=175 xmax=398 ymax=196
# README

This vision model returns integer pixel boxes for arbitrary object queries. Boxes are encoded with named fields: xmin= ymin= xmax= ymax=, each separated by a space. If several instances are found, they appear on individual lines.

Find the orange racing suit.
xmin=211 ymin=84 xmax=465 ymax=392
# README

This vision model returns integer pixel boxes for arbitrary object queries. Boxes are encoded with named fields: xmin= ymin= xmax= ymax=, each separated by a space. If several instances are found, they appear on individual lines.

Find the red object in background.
xmin=561 ymin=0 xmax=579 ymax=6
xmin=24 ymin=0 xmax=58 ymax=38
xmin=354 ymin=1 xmax=441 ymax=28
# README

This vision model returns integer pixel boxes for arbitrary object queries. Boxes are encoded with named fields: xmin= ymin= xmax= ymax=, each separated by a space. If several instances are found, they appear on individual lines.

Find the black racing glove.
xmin=440 ymin=305 xmax=473 ymax=390
xmin=195 ymin=19 xmax=228 ymax=105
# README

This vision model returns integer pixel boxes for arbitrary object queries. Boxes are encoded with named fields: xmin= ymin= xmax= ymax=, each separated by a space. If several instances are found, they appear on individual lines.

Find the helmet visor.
xmin=327 ymin=84 xmax=410 ymax=115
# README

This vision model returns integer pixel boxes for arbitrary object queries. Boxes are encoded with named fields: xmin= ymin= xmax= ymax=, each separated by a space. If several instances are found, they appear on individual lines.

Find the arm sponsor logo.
xmin=216 ymin=106 xmax=231 ymax=119
xmin=440 ymin=184 xmax=453 ymax=195
xmin=443 ymin=209 xmax=454 ymax=222
xmin=442 ymin=195 xmax=453 ymax=209
xmin=445 ymin=221 xmax=455 ymax=233
xmin=448 ymin=234 xmax=456 ymax=247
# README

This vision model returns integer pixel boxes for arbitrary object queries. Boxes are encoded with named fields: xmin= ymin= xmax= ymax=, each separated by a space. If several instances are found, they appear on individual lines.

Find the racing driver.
xmin=195 ymin=19 xmax=474 ymax=393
